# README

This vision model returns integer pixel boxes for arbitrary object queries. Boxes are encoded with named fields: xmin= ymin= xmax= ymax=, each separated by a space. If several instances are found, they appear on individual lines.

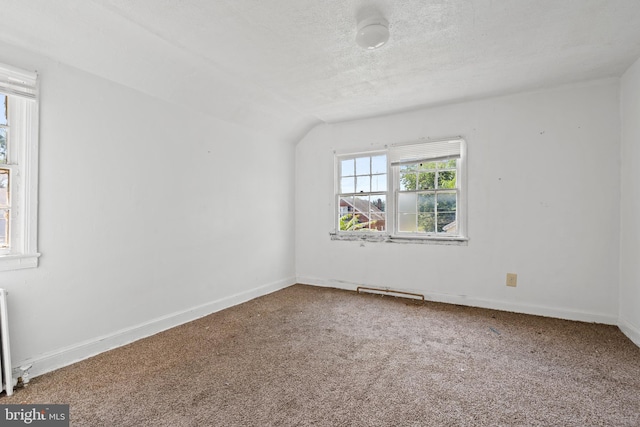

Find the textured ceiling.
xmin=2 ymin=0 xmax=640 ymax=141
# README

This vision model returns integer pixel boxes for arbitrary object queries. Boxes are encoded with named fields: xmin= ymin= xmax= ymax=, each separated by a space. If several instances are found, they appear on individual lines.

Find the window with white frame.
xmin=337 ymin=153 xmax=387 ymax=232
xmin=0 ymin=63 xmax=40 ymax=270
xmin=334 ymin=138 xmax=466 ymax=242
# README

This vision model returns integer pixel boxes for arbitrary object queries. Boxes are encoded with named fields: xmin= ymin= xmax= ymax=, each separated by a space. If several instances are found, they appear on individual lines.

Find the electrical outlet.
xmin=506 ymin=273 xmax=517 ymax=287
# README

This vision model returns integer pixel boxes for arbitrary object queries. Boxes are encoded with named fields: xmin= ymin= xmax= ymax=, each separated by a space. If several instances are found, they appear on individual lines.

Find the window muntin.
xmin=337 ymin=153 xmax=387 ymax=232
xmin=335 ymin=138 xmax=466 ymax=242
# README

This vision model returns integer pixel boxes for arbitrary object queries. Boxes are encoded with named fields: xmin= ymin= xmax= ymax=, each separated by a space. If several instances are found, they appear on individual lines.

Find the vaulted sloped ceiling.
xmin=2 ymin=0 xmax=640 ymax=142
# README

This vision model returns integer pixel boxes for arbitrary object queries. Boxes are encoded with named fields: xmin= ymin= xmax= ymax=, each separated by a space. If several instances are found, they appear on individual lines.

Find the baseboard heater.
xmin=356 ymin=286 xmax=425 ymax=302
xmin=0 ymin=289 xmax=13 ymax=396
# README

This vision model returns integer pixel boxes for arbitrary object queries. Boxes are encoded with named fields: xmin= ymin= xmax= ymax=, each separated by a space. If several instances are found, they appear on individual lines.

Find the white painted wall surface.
xmin=620 ymin=57 xmax=640 ymax=347
xmin=296 ymin=80 xmax=621 ymax=324
xmin=0 ymin=42 xmax=296 ymax=376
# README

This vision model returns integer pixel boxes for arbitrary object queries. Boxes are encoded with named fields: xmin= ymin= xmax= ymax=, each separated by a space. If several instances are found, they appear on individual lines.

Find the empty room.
xmin=0 ymin=0 xmax=639 ymax=425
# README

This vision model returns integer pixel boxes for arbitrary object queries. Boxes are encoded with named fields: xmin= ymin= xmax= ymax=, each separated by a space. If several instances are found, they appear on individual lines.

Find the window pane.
xmin=438 ymin=159 xmax=457 ymax=169
xmin=398 ymin=193 xmax=416 ymax=213
xmin=367 ymin=212 xmax=386 ymax=231
xmin=339 ymin=213 xmax=358 ymax=231
xmin=355 ymin=156 xmax=370 ymax=175
xmin=400 ymin=173 xmax=416 ymax=191
xmin=418 ymin=212 xmax=436 ymax=233
xmin=341 ymin=159 xmax=354 ymax=177
xmin=438 ymin=170 xmax=457 ymax=189
xmin=357 ymin=194 xmax=385 ymax=232
xmin=353 ymin=195 xmax=370 ymax=231
xmin=339 ymin=195 xmax=353 ymax=212
xmin=339 ymin=196 xmax=355 ymax=231
xmin=399 ymin=213 xmax=417 ymax=232
xmin=371 ymin=174 xmax=386 ymax=192
xmin=354 ymin=194 xmax=369 ymax=214
xmin=417 ymin=193 xmax=435 ymax=212
xmin=437 ymin=193 xmax=457 ymax=210
xmin=371 ymin=195 xmax=386 ymax=213
xmin=340 ymin=177 xmax=355 ymax=193
xmin=0 ymin=94 xmax=6 ymax=126
xmin=0 ymin=209 xmax=8 ymax=247
xmin=418 ymin=172 xmax=435 ymax=190
xmin=371 ymin=155 xmax=386 ymax=174
xmin=355 ymin=176 xmax=370 ymax=193
xmin=369 ymin=196 xmax=386 ymax=230
xmin=0 ymin=170 xmax=8 ymax=207
xmin=438 ymin=213 xmax=457 ymax=233
xmin=437 ymin=193 xmax=457 ymax=233
xmin=0 ymin=128 xmax=6 ymax=164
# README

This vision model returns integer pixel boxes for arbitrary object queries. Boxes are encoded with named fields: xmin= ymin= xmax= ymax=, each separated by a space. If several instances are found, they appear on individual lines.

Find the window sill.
xmin=330 ymin=233 xmax=468 ymax=246
xmin=0 ymin=253 xmax=40 ymax=272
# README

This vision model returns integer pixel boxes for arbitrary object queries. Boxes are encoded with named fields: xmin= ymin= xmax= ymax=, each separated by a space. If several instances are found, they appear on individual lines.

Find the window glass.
xmin=0 ymin=128 xmax=6 ymax=164
xmin=398 ymin=192 xmax=416 ymax=213
xmin=418 ymin=212 xmax=436 ymax=233
xmin=341 ymin=159 xmax=354 ymax=177
xmin=355 ymin=176 xmax=370 ymax=193
xmin=0 ymin=209 xmax=7 ymax=248
xmin=355 ymin=156 xmax=370 ymax=175
xmin=371 ymin=174 xmax=386 ymax=192
xmin=438 ymin=170 xmax=456 ymax=188
xmin=436 ymin=193 xmax=457 ymax=232
xmin=0 ymin=169 xmax=8 ymax=206
xmin=371 ymin=155 xmax=386 ymax=174
xmin=418 ymin=172 xmax=435 ymax=190
xmin=399 ymin=173 xmax=412 ymax=191
xmin=0 ymin=94 xmax=6 ymax=126
xmin=371 ymin=195 xmax=386 ymax=213
xmin=0 ymin=168 xmax=8 ymax=249
xmin=418 ymin=193 xmax=435 ymax=212
xmin=399 ymin=213 xmax=417 ymax=232
xmin=340 ymin=177 xmax=355 ymax=193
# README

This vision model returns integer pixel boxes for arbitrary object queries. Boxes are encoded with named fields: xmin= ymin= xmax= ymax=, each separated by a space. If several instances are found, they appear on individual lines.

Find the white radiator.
xmin=0 ymin=289 xmax=13 ymax=396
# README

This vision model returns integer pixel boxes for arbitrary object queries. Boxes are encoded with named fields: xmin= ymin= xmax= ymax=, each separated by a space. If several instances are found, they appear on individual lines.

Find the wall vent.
xmin=356 ymin=286 xmax=425 ymax=301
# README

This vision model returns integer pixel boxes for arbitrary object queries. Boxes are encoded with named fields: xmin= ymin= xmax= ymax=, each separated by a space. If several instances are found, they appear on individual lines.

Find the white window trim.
xmin=0 ymin=63 xmax=40 ymax=271
xmin=331 ymin=138 xmax=468 ymax=245
xmin=334 ymin=149 xmax=388 ymax=235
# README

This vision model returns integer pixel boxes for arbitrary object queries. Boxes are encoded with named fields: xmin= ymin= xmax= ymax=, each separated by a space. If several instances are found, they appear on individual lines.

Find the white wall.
xmin=620 ymin=57 xmax=640 ymax=347
xmin=0 ymin=42 xmax=296 ymax=377
xmin=296 ymin=80 xmax=621 ymax=324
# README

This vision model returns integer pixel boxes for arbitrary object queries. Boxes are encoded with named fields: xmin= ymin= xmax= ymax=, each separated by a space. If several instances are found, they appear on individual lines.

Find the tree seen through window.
xmin=398 ymin=159 xmax=458 ymax=234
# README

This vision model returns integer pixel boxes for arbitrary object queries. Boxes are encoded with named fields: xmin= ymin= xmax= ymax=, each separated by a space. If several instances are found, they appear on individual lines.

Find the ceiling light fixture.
xmin=355 ymin=16 xmax=390 ymax=50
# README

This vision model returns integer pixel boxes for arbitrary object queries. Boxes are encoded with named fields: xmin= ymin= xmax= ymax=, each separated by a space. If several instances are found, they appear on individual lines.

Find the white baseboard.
xmin=618 ymin=317 xmax=640 ymax=348
xmin=297 ymin=276 xmax=618 ymax=325
xmin=17 ymin=277 xmax=296 ymax=379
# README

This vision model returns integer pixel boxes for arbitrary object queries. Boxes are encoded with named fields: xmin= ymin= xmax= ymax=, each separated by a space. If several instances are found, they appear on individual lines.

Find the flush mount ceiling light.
xmin=355 ymin=16 xmax=390 ymax=50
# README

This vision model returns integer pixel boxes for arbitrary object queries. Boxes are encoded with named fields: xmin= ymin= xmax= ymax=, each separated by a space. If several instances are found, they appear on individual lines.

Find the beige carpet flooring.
xmin=3 ymin=284 xmax=640 ymax=426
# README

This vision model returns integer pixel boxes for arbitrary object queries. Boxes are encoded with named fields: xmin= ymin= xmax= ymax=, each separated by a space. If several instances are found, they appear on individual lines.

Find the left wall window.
xmin=0 ymin=62 xmax=39 ymax=271
xmin=337 ymin=153 xmax=387 ymax=232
